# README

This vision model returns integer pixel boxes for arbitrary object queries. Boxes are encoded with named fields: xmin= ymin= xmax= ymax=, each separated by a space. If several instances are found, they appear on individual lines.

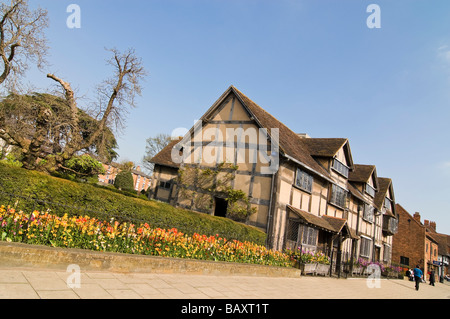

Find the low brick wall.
xmin=0 ymin=242 xmax=301 ymax=278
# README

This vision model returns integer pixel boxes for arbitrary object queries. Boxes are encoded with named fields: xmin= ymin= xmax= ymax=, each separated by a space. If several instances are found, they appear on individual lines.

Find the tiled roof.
xmin=347 ymin=182 xmax=368 ymax=204
xmin=348 ymin=164 xmax=376 ymax=184
xmin=302 ymin=138 xmax=348 ymax=158
xmin=152 ymin=86 xmax=341 ymax=182
xmin=287 ymin=205 xmax=359 ymax=239
xmin=374 ymin=177 xmax=394 ymax=215
xmin=230 ymin=86 xmax=334 ymax=181
xmin=150 ymin=137 xmax=183 ymax=168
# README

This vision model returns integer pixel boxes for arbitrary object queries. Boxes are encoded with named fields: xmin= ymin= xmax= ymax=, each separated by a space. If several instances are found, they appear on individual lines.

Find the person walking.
xmin=429 ymin=269 xmax=435 ymax=286
xmin=409 ymin=268 xmax=414 ymax=281
xmin=413 ymin=265 xmax=423 ymax=291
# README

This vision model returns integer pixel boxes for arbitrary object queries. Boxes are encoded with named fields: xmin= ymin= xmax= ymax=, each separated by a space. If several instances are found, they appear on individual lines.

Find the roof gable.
xmin=303 ymin=138 xmax=354 ymax=168
xmin=348 ymin=164 xmax=380 ymax=195
xmin=374 ymin=177 xmax=395 ymax=211
xmin=150 ymin=137 xmax=183 ymax=168
xmin=395 ymin=203 xmax=423 ymax=228
xmin=176 ymin=85 xmax=334 ymax=181
xmin=151 ymin=86 xmax=356 ymax=184
xmin=231 ymin=86 xmax=333 ymax=181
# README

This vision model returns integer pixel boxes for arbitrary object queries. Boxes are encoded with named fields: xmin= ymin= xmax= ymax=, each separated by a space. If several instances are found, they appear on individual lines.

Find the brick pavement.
xmin=0 ymin=266 xmax=449 ymax=299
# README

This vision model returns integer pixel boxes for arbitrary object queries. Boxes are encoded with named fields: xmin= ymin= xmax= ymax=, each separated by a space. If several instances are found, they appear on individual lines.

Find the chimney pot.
xmin=413 ymin=212 xmax=421 ymax=222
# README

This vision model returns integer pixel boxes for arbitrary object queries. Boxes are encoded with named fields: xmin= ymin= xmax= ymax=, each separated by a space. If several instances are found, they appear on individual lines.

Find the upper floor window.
xmin=332 ymin=158 xmax=349 ymax=178
xmin=384 ymin=197 xmax=392 ymax=211
xmin=365 ymin=183 xmax=376 ymax=198
xmin=400 ymin=256 xmax=410 ymax=266
xmin=296 ymin=168 xmax=313 ymax=193
xmin=363 ymin=204 xmax=375 ymax=223
xmin=330 ymin=184 xmax=347 ymax=208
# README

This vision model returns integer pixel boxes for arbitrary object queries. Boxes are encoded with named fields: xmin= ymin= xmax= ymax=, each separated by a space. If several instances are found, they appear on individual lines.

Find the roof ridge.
xmin=322 ymin=214 xmax=346 ymax=221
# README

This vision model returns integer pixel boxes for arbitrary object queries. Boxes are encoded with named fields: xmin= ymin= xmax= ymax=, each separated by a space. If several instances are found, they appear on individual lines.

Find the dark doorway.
xmin=214 ymin=197 xmax=228 ymax=217
xmin=374 ymin=246 xmax=381 ymax=262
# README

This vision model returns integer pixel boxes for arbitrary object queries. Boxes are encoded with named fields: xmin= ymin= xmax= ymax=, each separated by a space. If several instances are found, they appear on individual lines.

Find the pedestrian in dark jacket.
xmin=429 ymin=269 xmax=435 ymax=286
xmin=413 ymin=265 xmax=423 ymax=291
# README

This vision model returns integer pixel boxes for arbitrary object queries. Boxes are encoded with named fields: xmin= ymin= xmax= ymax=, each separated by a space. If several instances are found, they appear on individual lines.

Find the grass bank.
xmin=0 ymin=163 xmax=266 ymax=245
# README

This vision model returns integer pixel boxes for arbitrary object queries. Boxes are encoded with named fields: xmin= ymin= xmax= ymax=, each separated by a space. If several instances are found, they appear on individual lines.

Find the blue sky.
xmin=24 ymin=0 xmax=450 ymax=234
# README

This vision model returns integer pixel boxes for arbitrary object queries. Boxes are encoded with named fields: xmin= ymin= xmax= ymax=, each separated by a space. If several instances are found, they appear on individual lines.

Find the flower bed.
xmin=285 ymin=248 xmax=330 ymax=275
xmin=0 ymin=205 xmax=291 ymax=268
xmin=351 ymin=258 xmax=402 ymax=278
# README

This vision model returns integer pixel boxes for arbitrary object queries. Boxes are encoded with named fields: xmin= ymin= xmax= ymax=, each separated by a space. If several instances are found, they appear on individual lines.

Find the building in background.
xmin=392 ymin=204 xmax=450 ymax=280
xmin=423 ymin=220 xmax=450 ymax=281
xmin=98 ymin=162 xmax=152 ymax=193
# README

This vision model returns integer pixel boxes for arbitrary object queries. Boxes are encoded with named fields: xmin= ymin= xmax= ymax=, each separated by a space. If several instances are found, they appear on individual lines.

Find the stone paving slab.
xmin=0 ymin=266 xmax=449 ymax=300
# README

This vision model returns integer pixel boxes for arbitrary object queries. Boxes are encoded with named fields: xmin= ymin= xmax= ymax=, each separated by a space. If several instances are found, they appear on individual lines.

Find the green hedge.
xmin=0 ymin=163 xmax=266 ymax=245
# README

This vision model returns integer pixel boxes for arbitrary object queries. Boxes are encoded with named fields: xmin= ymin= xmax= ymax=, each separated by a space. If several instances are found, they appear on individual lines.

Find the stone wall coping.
xmin=0 ymin=241 xmax=301 ymax=278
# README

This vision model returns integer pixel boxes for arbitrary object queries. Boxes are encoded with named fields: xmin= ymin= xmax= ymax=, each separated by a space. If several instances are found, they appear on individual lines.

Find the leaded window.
xmin=330 ymin=184 xmax=347 ymax=208
xmin=384 ymin=197 xmax=392 ymax=211
xmin=383 ymin=244 xmax=391 ymax=262
xmin=301 ymin=226 xmax=318 ymax=247
xmin=365 ymin=183 xmax=376 ymax=197
xmin=363 ymin=204 xmax=375 ymax=223
xmin=332 ymin=158 xmax=349 ymax=178
xmin=296 ymin=168 xmax=313 ymax=193
xmin=360 ymin=237 xmax=372 ymax=258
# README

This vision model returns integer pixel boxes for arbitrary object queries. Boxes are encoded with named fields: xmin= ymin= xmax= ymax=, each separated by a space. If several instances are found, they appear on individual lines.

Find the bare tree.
xmin=47 ymin=48 xmax=145 ymax=162
xmin=0 ymin=0 xmax=49 ymax=90
xmin=0 ymin=48 xmax=146 ymax=174
xmin=92 ymin=48 xmax=146 ymax=135
xmin=142 ymin=133 xmax=171 ymax=173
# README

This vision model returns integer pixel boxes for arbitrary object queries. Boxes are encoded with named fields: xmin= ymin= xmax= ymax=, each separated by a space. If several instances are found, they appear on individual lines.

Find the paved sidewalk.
xmin=0 ymin=266 xmax=449 ymax=299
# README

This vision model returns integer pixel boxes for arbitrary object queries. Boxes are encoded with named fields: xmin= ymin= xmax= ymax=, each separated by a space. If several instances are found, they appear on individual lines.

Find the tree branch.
xmin=47 ymin=73 xmax=78 ymax=125
xmin=57 ymin=164 xmax=90 ymax=176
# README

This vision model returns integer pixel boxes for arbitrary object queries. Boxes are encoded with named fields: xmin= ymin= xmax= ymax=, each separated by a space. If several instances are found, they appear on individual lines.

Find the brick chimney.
xmin=413 ymin=212 xmax=421 ymax=223
xmin=430 ymin=221 xmax=436 ymax=231
xmin=424 ymin=220 xmax=429 ymax=226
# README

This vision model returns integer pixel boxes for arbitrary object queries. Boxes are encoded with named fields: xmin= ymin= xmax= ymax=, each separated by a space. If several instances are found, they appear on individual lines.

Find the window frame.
xmin=159 ymin=180 xmax=171 ymax=190
xmin=365 ymin=183 xmax=376 ymax=198
xmin=332 ymin=158 xmax=349 ymax=178
xmin=384 ymin=197 xmax=393 ymax=211
xmin=329 ymin=184 xmax=347 ymax=209
xmin=400 ymin=256 xmax=410 ymax=267
xmin=383 ymin=244 xmax=391 ymax=263
xmin=363 ymin=204 xmax=375 ymax=223
xmin=295 ymin=168 xmax=313 ymax=193
xmin=301 ymin=225 xmax=319 ymax=247
xmin=360 ymin=236 xmax=372 ymax=258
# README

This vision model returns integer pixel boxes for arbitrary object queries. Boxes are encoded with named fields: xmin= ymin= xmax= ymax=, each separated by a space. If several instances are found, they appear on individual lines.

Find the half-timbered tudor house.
xmin=149 ymin=86 xmax=398 ymax=273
